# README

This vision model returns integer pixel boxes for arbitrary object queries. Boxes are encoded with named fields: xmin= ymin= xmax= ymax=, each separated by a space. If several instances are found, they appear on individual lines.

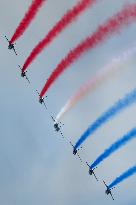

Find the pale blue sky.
xmin=0 ymin=0 xmax=136 ymax=205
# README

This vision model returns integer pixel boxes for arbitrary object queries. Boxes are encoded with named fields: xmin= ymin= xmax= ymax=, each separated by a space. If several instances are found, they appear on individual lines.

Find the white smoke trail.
xmin=56 ymin=44 xmax=136 ymax=122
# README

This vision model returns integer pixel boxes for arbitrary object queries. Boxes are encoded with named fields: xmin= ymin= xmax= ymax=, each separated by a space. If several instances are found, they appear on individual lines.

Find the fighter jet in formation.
xmin=51 ymin=116 xmax=61 ymax=132
xmin=69 ymin=141 xmax=77 ymax=155
xmin=86 ymin=162 xmax=98 ymax=181
xmin=51 ymin=116 xmax=65 ymax=140
xmin=36 ymin=90 xmax=47 ymax=109
xmin=103 ymin=180 xmax=115 ymax=201
xmin=18 ymin=65 xmax=30 ymax=84
xmin=70 ymin=141 xmax=83 ymax=163
xmin=5 ymin=36 xmax=17 ymax=55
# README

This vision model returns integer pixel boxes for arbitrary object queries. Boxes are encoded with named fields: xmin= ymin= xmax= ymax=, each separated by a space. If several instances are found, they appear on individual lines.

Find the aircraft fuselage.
xmin=8 ymin=44 xmax=14 ymax=49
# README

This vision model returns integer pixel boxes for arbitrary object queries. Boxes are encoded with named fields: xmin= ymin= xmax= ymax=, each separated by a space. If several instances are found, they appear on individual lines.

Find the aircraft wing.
xmin=103 ymin=181 xmax=108 ymax=188
xmin=13 ymin=47 xmax=17 ymax=55
xmin=51 ymin=116 xmax=55 ymax=122
xmin=77 ymin=152 xmax=82 ymax=163
xmin=26 ymin=76 xmax=30 ymax=84
xmin=93 ymin=172 xmax=98 ymax=181
xmin=5 ymin=35 xmax=9 ymax=42
xmin=43 ymin=101 xmax=47 ymax=109
xmin=70 ymin=141 xmax=74 ymax=148
xmin=36 ymin=90 xmax=40 ymax=96
xmin=110 ymin=192 xmax=114 ymax=201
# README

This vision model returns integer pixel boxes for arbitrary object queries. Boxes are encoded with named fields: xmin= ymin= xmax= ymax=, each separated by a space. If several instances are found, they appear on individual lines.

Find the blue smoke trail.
xmin=74 ymin=88 xmax=136 ymax=150
xmin=108 ymin=165 xmax=136 ymax=189
xmin=90 ymin=128 xmax=136 ymax=169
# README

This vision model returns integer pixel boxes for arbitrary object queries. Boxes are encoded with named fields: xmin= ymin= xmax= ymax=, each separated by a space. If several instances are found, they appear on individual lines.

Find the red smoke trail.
xmin=40 ymin=3 xmax=136 ymax=97
xmin=10 ymin=0 xmax=45 ymax=44
xmin=22 ymin=0 xmax=96 ymax=72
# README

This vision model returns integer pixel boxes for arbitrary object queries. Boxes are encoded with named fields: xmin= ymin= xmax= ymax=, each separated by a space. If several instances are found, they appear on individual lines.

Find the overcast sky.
xmin=0 ymin=0 xmax=136 ymax=205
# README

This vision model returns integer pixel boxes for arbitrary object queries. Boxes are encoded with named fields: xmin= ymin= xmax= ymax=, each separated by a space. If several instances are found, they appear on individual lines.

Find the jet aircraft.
xmin=18 ymin=65 xmax=30 ymax=84
xmin=86 ymin=162 xmax=98 ymax=181
xmin=103 ymin=180 xmax=115 ymax=201
xmin=5 ymin=36 xmax=17 ymax=55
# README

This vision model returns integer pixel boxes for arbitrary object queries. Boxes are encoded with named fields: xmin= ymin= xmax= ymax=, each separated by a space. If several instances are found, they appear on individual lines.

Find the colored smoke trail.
xmin=10 ymin=0 xmax=45 ymax=44
xmin=108 ymin=165 xmax=136 ymax=189
xmin=55 ymin=45 xmax=136 ymax=122
xmin=40 ymin=3 xmax=136 ymax=97
xmin=90 ymin=128 xmax=136 ymax=169
xmin=22 ymin=0 xmax=96 ymax=72
xmin=74 ymin=88 xmax=136 ymax=150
